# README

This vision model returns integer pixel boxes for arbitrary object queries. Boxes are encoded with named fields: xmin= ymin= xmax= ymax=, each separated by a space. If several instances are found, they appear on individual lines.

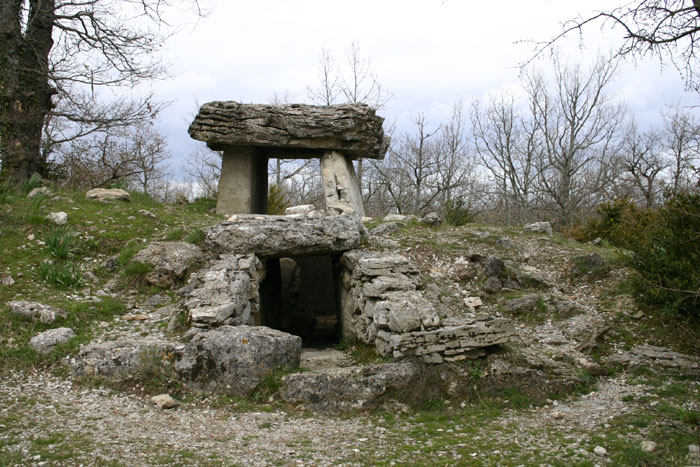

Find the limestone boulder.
xmin=69 ymin=337 xmax=177 ymax=381
xmin=204 ymin=214 xmax=365 ymax=258
xmin=6 ymin=301 xmax=66 ymax=324
xmin=524 ymin=222 xmax=553 ymax=236
xmin=369 ymin=291 xmax=440 ymax=333
xmin=175 ymin=325 xmax=302 ymax=396
xmin=280 ymin=361 xmax=420 ymax=412
xmin=85 ymin=188 xmax=131 ymax=202
xmin=131 ymin=242 xmax=204 ymax=288
xmin=27 ymin=187 xmax=49 ymax=198
xmin=184 ymin=254 xmax=262 ymax=327
xmin=30 ymin=328 xmax=76 ymax=354
xmin=46 ymin=212 xmax=67 ymax=225
xmin=420 ymin=212 xmax=442 ymax=226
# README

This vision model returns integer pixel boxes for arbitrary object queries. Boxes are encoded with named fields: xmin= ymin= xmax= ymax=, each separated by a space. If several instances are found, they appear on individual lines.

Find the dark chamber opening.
xmin=259 ymin=255 xmax=341 ymax=347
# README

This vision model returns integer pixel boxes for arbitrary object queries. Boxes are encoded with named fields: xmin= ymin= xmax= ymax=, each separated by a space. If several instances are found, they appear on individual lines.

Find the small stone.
xmin=285 ymin=205 xmax=317 ymax=216
xmin=0 ymin=276 xmax=14 ymax=286
xmin=463 ymin=296 xmax=482 ymax=310
xmin=151 ymin=394 xmax=179 ymax=409
xmin=27 ymin=187 xmax=49 ymax=198
xmin=640 ymin=441 xmax=656 ymax=453
xmin=6 ymin=301 xmax=66 ymax=324
xmin=46 ymin=212 xmax=68 ymax=225
xmin=593 ymin=446 xmax=607 ymax=457
xmin=688 ymin=445 xmax=699 ymax=464
xmin=138 ymin=209 xmax=157 ymax=219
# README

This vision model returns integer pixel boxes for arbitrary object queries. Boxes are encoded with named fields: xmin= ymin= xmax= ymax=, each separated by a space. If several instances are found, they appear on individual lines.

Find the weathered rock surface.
xmin=85 ymin=188 xmax=131 ymax=202
xmin=376 ymin=318 xmax=515 ymax=363
xmin=183 ymin=254 xmax=262 ymax=327
xmin=284 ymin=204 xmax=317 ymax=216
xmin=320 ymin=151 xmax=365 ymax=217
xmin=189 ymin=102 xmax=389 ymax=159
xmin=30 ymin=328 xmax=76 ymax=354
xmin=205 ymin=214 xmax=365 ymax=258
xmin=524 ymin=222 xmax=553 ymax=236
xmin=280 ymin=361 xmax=420 ymax=412
xmin=70 ymin=338 xmax=177 ymax=381
xmin=175 ymin=325 xmax=301 ymax=396
xmin=369 ymin=222 xmax=400 ymax=237
xmin=6 ymin=301 xmax=67 ymax=324
xmin=131 ymin=242 xmax=203 ymax=288
xmin=505 ymin=294 xmax=542 ymax=314
xmin=420 ymin=212 xmax=442 ymax=226
xmin=606 ymin=345 xmax=700 ymax=371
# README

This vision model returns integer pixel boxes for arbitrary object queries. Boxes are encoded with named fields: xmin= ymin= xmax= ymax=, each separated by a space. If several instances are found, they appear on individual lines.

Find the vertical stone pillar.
xmin=320 ymin=150 xmax=365 ymax=218
xmin=216 ymin=146 xmax=268 ymax=215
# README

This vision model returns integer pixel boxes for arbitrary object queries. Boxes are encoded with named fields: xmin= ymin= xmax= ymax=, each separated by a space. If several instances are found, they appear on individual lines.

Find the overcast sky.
xmin=155 ymin=0 xmax=700 ymax=175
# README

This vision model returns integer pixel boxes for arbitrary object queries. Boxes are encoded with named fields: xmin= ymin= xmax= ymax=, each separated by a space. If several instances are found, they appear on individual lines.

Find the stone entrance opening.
xmin=259 ymin=254 xmax=341 ymax=347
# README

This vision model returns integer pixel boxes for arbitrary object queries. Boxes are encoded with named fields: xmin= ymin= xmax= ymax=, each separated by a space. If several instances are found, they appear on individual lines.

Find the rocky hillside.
xmin=0 ymin=187 xmax=698 ymax=466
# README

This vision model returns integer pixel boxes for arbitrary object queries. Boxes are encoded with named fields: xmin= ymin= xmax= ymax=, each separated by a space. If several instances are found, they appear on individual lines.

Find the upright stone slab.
xmin=320 ymin=151 xmax=365 ymax=217
xmin=217 ymin=146 xmax=268 ymax=215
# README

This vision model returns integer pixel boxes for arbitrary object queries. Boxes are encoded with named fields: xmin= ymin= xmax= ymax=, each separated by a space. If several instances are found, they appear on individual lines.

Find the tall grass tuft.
xmin=44 ymin=225 xmax=77 ymax=260
xmin=20 ymin=173 xmax=42 ymax=195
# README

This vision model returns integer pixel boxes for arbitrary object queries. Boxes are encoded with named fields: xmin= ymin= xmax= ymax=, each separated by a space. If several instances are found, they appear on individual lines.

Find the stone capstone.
xmin=30 ymin=328 xmax=76 ymax=354
xmin=131 ymin=242 xmax=203 ymax=288
xmin=280 ymin=361 xmax=420 ymax=412
xmin=85 ymin=188 xmax=131 ymax=202
xmin=204 ymin=214 xmax=365 ymax=258
xmin=183 ymin=254 xmax=262 ymax=327
xmin=188 ymin=102 xmax=389 ymax=159
xmin=175 ymin=325 xmax=301 ymax=396
xmin=6 ymin=301 xmax=67 ymax=324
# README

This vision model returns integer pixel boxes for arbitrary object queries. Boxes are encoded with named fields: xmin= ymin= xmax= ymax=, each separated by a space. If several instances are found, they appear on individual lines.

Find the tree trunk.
xmin=0 ymin=0 xmax=56 ymax=181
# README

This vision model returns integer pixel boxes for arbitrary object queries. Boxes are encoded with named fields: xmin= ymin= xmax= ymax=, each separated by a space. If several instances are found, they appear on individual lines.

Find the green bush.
xmin=39 ymin=259 xmax=83 ymax=288
xmin=44 ymin=225 xmax=77 ymax=260
xmin=444 ymin=198 xmax=474 ymax=226
xmin=185 ymin=229 xmax=206 ymax=246
xmin=0 ymin=179 xmax=14 ymax=203
xmin=19 ymin=173 xmax=42 ymax=194
xmin=267 ymin=184 xmax=289 ymax=215
xmin=626 ymin=192 xmax=700 ymax=317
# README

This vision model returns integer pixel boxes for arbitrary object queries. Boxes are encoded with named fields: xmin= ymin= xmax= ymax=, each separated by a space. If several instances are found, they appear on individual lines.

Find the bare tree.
xmin=471 ymin=92 xmax=539 ymax=224
xmin=307 ymin=49 xmax=339 ymax=106
xmin=533 ymin=1 xmax=700 ymax=92
xmin=185 ymin=145 xmax=221 ymax=199
xmin=661 ymin=103 xmax=700 ymax=194
xmin=54 ymin=120 xmax=169 ymax=190
xmin=622 ymin=123 xmax=668 ymax=206
xmin=0 ymin=0 xmax=203 ymax=181
xmin=525 ymin=54 xmax=627 ymax=226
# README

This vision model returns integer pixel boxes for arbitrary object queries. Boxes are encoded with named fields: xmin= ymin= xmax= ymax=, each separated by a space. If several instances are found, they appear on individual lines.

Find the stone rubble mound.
xmin=183 ymin=254 xmax=262 ymax=327
xmin=340 ymin=250 xmax=515 ymax=363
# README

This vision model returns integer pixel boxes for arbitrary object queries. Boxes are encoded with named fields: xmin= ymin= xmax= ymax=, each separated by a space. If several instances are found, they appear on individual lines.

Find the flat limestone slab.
xmin=188 ymin=102 xmax=389 ymax=159
xmin=204 ymin=214 xmax=366 ymax=258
